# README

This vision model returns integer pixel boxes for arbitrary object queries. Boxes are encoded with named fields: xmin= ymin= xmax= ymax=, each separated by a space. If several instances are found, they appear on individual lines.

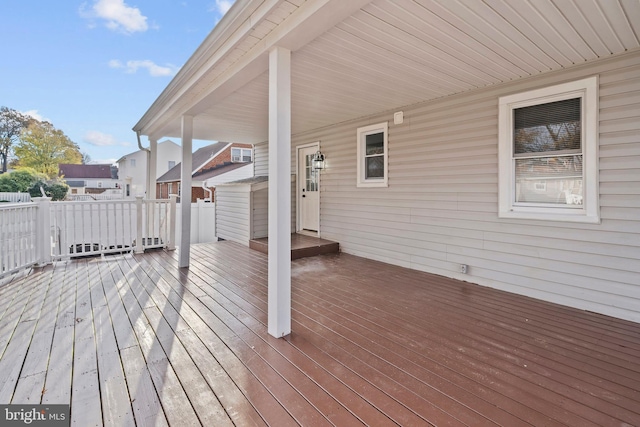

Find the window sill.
xmin=499 ymin=208 xmax=600 ymax=224
xmin=357 ymin=180 xmax=388 ymax=188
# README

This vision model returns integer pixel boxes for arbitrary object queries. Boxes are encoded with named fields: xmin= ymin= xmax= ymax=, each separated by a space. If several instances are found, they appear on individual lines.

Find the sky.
xmin=0 ymin=0 xmax=235 ymax=165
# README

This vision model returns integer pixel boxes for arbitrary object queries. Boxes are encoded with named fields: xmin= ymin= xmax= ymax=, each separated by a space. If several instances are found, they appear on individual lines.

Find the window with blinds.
xmin=498 ymin=76 xmax=600 ymax=223
xmin=513 ymin=97 xmax=583 ymax=205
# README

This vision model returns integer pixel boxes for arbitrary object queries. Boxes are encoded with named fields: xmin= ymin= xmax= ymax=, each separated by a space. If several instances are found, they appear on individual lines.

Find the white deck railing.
xmin=0 ymin=196 xmax=177 ymax=279
xmin=0 ymin=192 xmax=32 ymax=203
xmin=0 ymin=202 xmax=39 ymax=277
xmin=50 ymin=196 xmax=176 ymax=259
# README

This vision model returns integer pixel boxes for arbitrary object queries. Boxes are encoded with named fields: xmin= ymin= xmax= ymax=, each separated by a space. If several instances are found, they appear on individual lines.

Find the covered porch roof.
xmin=133 ymin=0 xmax=640 ymax=143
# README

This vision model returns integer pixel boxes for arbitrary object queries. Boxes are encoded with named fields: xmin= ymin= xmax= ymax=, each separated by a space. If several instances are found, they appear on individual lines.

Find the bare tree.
xmin=0 ymin=107 xmax=32 ymax=173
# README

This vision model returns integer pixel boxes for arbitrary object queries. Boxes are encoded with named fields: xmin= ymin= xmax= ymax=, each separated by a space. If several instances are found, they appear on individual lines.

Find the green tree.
xmin=15 ymin=121 xmax=82 ymax=179
xmin=0 ymin=107 xmax=32 ymax=173
xmin=0 ymin=168 xmax=44 ymax=192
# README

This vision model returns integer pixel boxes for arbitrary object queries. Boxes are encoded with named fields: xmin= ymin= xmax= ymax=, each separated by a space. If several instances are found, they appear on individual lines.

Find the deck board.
xmin=0 ymin=240 xmax=638 ymax=426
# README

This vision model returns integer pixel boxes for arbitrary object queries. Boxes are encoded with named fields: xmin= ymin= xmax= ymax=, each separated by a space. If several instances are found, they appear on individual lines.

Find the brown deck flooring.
xmin=0 ymin=240 xmax=639 ymax=426
xmin=250 ymin=233 xmax=339 ymax=259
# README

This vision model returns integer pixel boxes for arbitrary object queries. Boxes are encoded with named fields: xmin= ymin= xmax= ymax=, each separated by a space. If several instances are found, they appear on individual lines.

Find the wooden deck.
xmin=0 ymin=241 xmax=639 ymax=426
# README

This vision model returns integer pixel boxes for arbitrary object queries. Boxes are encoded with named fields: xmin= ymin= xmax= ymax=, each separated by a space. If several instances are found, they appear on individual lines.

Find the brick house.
xmin=156 ymin=142 xmax=253 ymax=203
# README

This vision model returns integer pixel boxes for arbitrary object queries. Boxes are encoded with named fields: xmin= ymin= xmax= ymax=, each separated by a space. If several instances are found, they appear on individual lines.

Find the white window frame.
xmin=168 ymin=160 xmax=176 ymax=169
xmin=357 ymin=122 xmax=388 ymax=188
xmin=231 ymin=147 xmax=252 ymax=163
xmin=130 ymin=158 xmax=136 ymax=167
xmin=498 ymin=76 xmax=599 ymax=223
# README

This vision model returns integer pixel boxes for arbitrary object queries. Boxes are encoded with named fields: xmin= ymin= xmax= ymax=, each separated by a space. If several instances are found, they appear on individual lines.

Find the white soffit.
xmin=145 ymin=0 xmax=640 ymax=142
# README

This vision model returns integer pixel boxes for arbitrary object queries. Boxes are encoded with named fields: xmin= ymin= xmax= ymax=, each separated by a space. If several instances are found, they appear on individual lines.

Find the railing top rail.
xmin=0 ymin=201 xmax=37 ymax=210
xmin=53 ymin=199 xmax=136 ymax=206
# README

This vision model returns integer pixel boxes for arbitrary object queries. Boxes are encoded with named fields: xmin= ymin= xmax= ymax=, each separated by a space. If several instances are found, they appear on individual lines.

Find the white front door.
xmin=298 ymin=145 xmax=320 ymax=232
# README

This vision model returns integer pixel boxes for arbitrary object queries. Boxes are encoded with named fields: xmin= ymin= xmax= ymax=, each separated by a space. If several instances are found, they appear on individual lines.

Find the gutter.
xmin=136 ymin=131 xmax=149 ymax=152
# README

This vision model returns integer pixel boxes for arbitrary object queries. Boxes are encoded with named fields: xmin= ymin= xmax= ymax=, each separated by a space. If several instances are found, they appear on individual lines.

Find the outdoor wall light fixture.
xmin=312 ymin=150 xmax=326 ymax=170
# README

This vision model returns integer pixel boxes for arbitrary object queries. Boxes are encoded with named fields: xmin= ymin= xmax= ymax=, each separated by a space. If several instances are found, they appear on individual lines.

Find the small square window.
xmin=168 ymin=160 xmax=176 ymax=169
xmin=357 ymin=122 xmax=388 ymax=187
xmin=130 ymin=158 xmax=136 ymax=167
xmin=498 ymin=76 xmax=599 ymax=223
xmin=232 ymin=148 xmax=252 ymax=163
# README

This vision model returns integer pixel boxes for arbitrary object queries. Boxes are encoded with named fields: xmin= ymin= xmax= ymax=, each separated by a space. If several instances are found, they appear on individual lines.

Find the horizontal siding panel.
xmin=599 ymin=129 xmax=639 ymax=146
xmin=600 ymin=155 xmax=640 ymax=170
xmin=464 ymin=268 xmax=640 ymax=324
xmin=600 ymin=89 xmax=640 ymax=109
xmin=600 ymin=143 xmax=640 ymax=157
xmin=599 ymin=116 xmax=640 ymax=134
xmin=600 ymin=181 xmax=640 ymax=195
xmin=483 ymin=231 xmax=640 ymax=260
xmin=600 ymin=207 xmax=640 ymax=221
xmin=599 ymin=102 xmax=640 ymax=121
xmin=600 ymin=195 xmax=640 ymax=208
xmin=599 ymin=169 xmax=640 ymax=182
xmin=442 ymin=246 xmax=640 ymax=305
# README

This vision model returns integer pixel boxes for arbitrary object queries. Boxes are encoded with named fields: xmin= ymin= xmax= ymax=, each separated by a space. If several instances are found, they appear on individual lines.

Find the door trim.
xmin=296 ymin=141 xmax=320 ymax=235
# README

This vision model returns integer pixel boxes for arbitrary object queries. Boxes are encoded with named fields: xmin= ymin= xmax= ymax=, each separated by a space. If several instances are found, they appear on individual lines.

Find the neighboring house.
xmin=133 ymin=0 xmax=640 ymax=335
xmin=156 ymin=142 xmax=253 ymax=203
xmin=117 ymin=139 xmax=181 ymax=198
xmin=59 ymin=164 xmax=119 ymax=196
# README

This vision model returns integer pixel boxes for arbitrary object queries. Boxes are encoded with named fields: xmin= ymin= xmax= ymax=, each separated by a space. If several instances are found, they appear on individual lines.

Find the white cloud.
xmin=109 ymin=59 xmax=179 ymax=77
xmin=83 ymin=131 xmax=130 ymax=147
xmin=20 ymin=110 xmax=50 ymax=122
xmin=210 ymin=0 xmax=234 ymax=15
xmin=81 ymin=0 xmax=148 ymax=34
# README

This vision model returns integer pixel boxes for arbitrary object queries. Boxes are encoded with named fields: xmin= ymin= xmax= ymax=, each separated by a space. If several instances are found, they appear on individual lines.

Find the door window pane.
xmin=305 ymin=154 xmax=318 ymax=191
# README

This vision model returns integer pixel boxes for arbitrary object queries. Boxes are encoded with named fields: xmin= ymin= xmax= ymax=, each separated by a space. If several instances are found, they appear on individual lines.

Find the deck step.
xmin=249 ymin=234 xmax=339 ymax=260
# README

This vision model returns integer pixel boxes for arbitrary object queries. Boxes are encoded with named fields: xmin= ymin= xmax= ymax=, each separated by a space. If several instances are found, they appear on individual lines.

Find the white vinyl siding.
xmin=291 ymin=51 xmax=640 ymax=323
xmin=215 ymin=185 xmax=251 ymax=245
xmin=254 ymin=142 xmax=269 ymax=176
xmin=252 ymin=188 xmax=268 ymax=239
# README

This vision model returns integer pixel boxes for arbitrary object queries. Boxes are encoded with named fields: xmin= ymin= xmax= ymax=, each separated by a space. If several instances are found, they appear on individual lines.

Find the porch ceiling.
xmin=137 ymin=0 xmax=640 ymax=143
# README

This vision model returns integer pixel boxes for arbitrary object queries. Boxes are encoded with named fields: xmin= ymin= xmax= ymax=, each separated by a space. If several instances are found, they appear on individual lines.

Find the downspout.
xmin=136 ymin=131 xmax=151 ymax=198
xmin=201 ymin=181 xmax=213 ymax=202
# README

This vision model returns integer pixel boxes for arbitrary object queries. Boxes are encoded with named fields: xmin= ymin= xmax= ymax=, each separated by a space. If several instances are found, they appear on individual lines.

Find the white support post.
xmin=268 ymin=46 xmax=292 ymax=338
xmin=168 ymin=194 xmax=177 ymax=251
xmin=135 ymin=196 xmax=144 ymax=253
xmin=179 ymin=115 xmax=193 ymax=268
xmin=148 ymin=138 xmax=158 ymax=199
xmin=34 ymin=197 xmax=52 ymax=267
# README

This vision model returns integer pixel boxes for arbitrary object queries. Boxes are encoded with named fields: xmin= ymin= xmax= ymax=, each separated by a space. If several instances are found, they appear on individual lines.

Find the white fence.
xmin=0 ymin=202 xmax=39 ymax=277
xmin=50 ymin=197 xmax=176 ymax=259
xmin=175 ymin=200 xmax=216 ymax=245
xmin=0 ymin=196 xmax=218 ymax=279
xmin=0 ymin=192 xmax=32 ymax=203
